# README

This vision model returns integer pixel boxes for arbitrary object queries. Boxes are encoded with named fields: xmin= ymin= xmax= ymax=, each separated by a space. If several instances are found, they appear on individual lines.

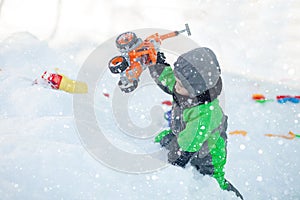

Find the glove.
xmin=156 ymin=52 xmax=170 ymax=66
xmin=167 ymin=140 xmax=195 ymax=168
xmin=168 ymin=150 xmax=195 ymax=168
xmin=160 ymin=132 xmax=176 ymax=150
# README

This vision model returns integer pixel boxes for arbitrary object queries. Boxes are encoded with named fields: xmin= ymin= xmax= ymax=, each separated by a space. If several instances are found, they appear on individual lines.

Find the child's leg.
xmin=208 ymin=131 xmax=228 ymax=189
xmin=190 ymin=142 xmax=215 ymax=176
xmin=191 ymin=131 xmax=244 ymax=199
xmin=190 ymin=131 xmax=227 ymax=189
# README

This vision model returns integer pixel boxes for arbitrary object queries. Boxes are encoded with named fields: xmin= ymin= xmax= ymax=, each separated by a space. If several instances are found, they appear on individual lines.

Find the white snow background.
xmin=0 ymin=0 xmax=300 ymax=199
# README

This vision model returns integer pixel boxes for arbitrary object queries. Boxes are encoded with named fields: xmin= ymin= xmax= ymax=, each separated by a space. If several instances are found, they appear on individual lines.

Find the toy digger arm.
xmin=146 ymin=31 xmax=180 ymax=43
xmin=160 ymin=31 xmax=179 ymax=41
xmin=156 ymin=24 xmax=191 ymax=41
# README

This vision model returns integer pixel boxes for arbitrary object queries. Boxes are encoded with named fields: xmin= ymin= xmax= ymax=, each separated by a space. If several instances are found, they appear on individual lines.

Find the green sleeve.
xmin=154 ymin=129 xmax=172 ymax=143
xmin=149 ymin=64 xmax=176 ymax=94
xmin=158 ymin=66 xmax=176 ymax=92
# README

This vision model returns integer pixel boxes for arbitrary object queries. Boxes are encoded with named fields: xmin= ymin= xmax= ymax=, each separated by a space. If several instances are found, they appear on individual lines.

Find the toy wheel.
xmin=118 ymin=80 xmax=138 ymax=93
xmin=115 ymin=32 xmax=138 ymax=52
xmin=108 ymin=56 xmax=129 ymax=74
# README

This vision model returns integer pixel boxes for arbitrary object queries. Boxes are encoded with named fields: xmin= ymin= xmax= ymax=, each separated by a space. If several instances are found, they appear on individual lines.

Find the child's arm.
xmin=148 ymin=52 xmax=176 ymax=94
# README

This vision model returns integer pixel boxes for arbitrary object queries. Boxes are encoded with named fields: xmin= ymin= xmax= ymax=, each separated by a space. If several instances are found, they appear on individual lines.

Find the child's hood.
xmin=174 ymin=47 xmax=221 ymax=98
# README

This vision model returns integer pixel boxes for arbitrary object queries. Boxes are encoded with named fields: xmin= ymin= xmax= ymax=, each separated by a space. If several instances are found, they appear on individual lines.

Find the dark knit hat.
xmin=174 ymin=47 xmax=221 ymax=98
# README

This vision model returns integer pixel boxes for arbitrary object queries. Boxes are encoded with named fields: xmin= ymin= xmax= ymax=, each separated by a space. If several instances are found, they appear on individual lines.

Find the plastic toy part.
xmin=255 ymin=99 xmax=274 ymax=103
xmin=252 ymin=94 xmax=265 ymax=100
xmin=108 ymin=56 xmax=129 ymax=74
xmin=40 ymin=71 xmax=88 ymax=93
xmin=59 ymin=75 xmax=88 ymax=93
xmin=109 ymin=24 xmax=192 ymax=93
xmin=228 ymin=130 xmax=300 ymax=140
xmin=162 ymin=100 xmax=172 ymax=106
xmin=252 ymin=94 xmax=300 ymax=104
xmin=115 ymin=32 xmax=140 ymax=52
xmin=265 ymin=131 xmax=300 ymax=140
xmin=276 ymin=95 xmax=300 ymax=104
xmin=118 ymin=79 xmax=138 ymax=93
xmin=103 ymin=93 xmax=110 ymax=98
xmin=180 ymin=24 xmax=191 ymax=36
xmin=229 ymin=130 xmax=247 ymax=136
xmin=41 ymin=71 xmax=62 ymax=89
xmin=164 ymin=110 xmax=172 ymax=127
xmin=252 ymin=94 xmax=273 ymax=103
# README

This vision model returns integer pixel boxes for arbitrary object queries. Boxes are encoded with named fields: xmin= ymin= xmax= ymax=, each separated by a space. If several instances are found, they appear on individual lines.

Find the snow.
xmin=1 ymin=0 xmax=300 ymax=199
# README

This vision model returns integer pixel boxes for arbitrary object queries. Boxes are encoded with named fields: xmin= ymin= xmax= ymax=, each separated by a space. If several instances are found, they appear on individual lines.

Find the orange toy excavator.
xmin=108 ymin=24 xmax=191 ymax=93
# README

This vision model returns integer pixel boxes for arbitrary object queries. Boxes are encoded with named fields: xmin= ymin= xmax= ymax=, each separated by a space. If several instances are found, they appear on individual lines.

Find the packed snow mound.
xmin=0 ymin=33 xmax=74 ymax=118
xmin=1 ymin=32 xmax=41 ymax=47
xmin=0 ymin=32 xmax=55 ymax=67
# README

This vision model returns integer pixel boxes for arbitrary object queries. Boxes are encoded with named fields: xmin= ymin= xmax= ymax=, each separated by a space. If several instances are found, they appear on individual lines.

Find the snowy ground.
xmin=1 ymin=1 xmax=300 ymax=200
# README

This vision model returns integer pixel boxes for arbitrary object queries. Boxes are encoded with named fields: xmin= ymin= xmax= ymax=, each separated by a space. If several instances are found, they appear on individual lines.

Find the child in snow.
xmin=149 ymin=47 xmax=243 ymax=199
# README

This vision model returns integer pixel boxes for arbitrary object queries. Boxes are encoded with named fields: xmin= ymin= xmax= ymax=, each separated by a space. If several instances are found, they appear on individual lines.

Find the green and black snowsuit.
xmin=149 ymin=48 xmax=243 ymax=199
